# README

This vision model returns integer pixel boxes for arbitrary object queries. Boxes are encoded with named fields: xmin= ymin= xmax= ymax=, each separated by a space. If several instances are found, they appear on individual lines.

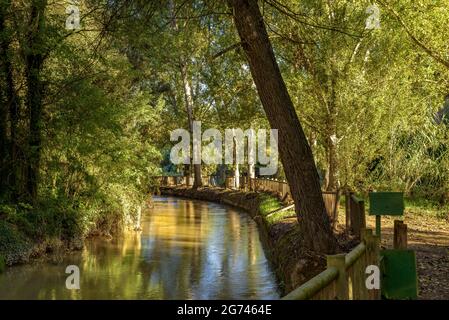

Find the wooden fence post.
xmin=327 ymin=254 xmax=348 ymax=300
xmin=358 ymin=199 xmax=366 ymax=236
xmin=362 ymin=228 xmax=381 ymax=300
xmin=349 ymin=196 xmax=366 ymax=239
xmin=394 ymin=220 xmax=408 ymax=249
xmin=345 ymin=191 xmax=352 ymax=234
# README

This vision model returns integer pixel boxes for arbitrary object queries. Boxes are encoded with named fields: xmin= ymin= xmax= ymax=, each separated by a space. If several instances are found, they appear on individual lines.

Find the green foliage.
xmin=0 ymin=220 xmax=29 ymax=264
xmin=8 ymin=202 xmax=80 ymax=240
xmin=264 ymin=0 xmax=449 ymax=202
xmin=0 ymin=254 xmax=4 ymax=273
xmin=257 ymin=194 xmax=295 ymax=224
xmin=266 ymin=210 xmax=296 ymax=225
xmin=1 ymin=1 xmax=165 ymax=261
xmin=405 ymin=197 xmax=449 ymax=220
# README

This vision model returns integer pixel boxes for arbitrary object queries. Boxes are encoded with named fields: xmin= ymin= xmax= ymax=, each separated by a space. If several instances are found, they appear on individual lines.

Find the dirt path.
xmin=262 ymin=202 xmax=449 ymax=299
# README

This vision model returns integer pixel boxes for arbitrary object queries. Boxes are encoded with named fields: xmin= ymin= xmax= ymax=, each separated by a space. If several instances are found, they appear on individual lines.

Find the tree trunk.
xmin=248 ymin=162 xmax=255 ymax=190
xmin=227 ymin=0 xmax=337 ymax=253
xmin=0 ymin=2 xmax=9 ymax=195
xmin=0 ymin=0 xmax=19 ymax=198
xmin=248 ymin=163 xmax=255 ymax=178
xmin=184 ymin=163 xmax=192 ymax=186
xmin=235 ymin=163 xmax=239 ymax=189
xmin=326 ymin=134 xmax=338 ymax=191
xmin=325 ymin=76 xmax=339 ymax=191
xmin=25 ymin=0 xmax=46 ymax=201
xmin=193 ymin=162 xmax=202 ymax=188
xmin=180 ymin=63 xmax=202 ymax=189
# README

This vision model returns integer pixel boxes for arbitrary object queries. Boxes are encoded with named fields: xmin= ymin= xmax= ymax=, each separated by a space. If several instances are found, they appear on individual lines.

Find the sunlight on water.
xmin=0 ymin=196 xmax=280 ymax=299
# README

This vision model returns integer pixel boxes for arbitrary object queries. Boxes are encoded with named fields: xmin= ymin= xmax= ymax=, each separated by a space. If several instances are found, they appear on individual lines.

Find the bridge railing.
xmin=282 ymin=228 xmax=380 ymax=300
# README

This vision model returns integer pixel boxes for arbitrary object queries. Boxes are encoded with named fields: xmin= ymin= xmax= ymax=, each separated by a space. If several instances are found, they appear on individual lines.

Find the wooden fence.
xmin=282 ymin=228 xmax=380 ymax=300
xmin=156 ymin=176 xmax=368 ymax=238
xmin=346 ymin=192 xmax=366 ymax=239
xmin=157 ymin=176 xmax=340 ymax=227
xmin=229 ymin=177 xmax=340 ymax=229
xmin=280 ymin=194 xmax=401 ymax=300
xmin=157 ymin=175 xmax=223 ymax=187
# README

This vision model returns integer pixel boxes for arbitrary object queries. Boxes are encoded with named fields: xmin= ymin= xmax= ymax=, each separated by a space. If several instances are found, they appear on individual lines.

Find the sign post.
xmin=369 ymin=192 xmax=417 ymax=299
xmin=369 ymin=192 xmax=404 ymax=240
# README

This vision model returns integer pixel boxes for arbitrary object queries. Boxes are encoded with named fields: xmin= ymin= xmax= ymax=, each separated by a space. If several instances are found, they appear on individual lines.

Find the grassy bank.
xmin=0 ymin=197 xmax=126 ymax=269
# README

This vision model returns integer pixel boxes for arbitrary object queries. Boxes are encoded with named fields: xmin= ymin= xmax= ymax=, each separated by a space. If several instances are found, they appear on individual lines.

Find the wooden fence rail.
xmin=282 ymin=228 xmax=380 ymax=300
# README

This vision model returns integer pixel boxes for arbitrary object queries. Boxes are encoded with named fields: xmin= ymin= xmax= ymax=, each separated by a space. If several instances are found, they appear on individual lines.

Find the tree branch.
xmin=378 ymin=0 xmax=449 ymax=70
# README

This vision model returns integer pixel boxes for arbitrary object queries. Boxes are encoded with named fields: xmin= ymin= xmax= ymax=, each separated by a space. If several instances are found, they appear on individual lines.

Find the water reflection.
xmin=0 ymin=196 xmax=280 ymax=299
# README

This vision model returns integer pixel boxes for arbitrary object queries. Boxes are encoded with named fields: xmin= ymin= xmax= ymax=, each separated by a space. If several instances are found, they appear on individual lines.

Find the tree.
xmin=0 ymin=0 xmax=20 ymax=199
xmin=378 ymin=0 xmax=449 ymax=71
xmin=25 ymin=0 xmax=47 ymax=201
xmin=227 ymin=0 xmax=337 ymax=253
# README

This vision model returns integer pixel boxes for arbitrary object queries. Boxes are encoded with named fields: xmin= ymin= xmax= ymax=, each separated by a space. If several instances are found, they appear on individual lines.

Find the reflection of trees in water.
xmin=142 ymin=199 xmax=211 ymax=298
xmin=0 ymin=197 xmax=279 ymax=299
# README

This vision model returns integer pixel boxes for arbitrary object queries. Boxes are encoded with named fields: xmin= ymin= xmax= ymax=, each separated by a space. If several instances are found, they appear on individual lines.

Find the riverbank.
xmin=159 ymin=186 xmax=355 ymax=295
xmin=0 ymin=203 xmax=126 ymax=270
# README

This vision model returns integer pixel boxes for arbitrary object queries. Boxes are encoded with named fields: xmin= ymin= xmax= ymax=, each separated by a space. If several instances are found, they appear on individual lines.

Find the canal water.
xmin=0 ymin=196 xmax=280 ymax=299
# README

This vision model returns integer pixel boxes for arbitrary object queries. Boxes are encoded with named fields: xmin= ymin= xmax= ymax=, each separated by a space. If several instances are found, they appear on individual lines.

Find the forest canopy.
xmin=0 ymin=0 xmax=448 ymax=255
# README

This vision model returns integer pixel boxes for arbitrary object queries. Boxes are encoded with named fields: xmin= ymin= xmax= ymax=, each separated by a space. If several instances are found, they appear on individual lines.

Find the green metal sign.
xmin=369 ymin=192 xmax=404 ymax=216
xmin=381 ymin=249 xmax=418 ymax=300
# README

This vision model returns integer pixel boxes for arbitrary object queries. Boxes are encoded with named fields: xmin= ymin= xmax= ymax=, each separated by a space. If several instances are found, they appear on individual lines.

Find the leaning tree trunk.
xmin=227 ymin=0 xmax=337 ymax=253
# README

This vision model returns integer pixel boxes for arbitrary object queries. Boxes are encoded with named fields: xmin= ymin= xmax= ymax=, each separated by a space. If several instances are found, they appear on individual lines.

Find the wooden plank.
xmin=282 ymin=267 xmax=339 ymax=300
xmin=349 ymin=196 xmax=366 ymax=239
xmin=323 ymin=192 xmax=339 ymax=230
xmin=327 ymin=254 xmax=349 ymax=300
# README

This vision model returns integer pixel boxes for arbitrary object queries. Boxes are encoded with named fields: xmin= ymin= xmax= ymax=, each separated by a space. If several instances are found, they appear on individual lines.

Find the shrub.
xmin=0 ymin=254 xmax=5 ymax=273
xmin=0 ymin=220 xmax=30 ymax=265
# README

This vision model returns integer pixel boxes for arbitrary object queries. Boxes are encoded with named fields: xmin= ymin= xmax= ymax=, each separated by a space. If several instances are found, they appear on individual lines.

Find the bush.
xmin=0 ymin=220 xmax=30 ymax=265
xmin=0 ymin=254 xmax=5 ymax=273
xmin=4 ymin=198 xmax=82 ymax=241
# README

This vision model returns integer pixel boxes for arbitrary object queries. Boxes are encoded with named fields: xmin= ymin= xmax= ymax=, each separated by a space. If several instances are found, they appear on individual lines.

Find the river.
xmin=0 ymin=196 xmax=280 ymax=299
